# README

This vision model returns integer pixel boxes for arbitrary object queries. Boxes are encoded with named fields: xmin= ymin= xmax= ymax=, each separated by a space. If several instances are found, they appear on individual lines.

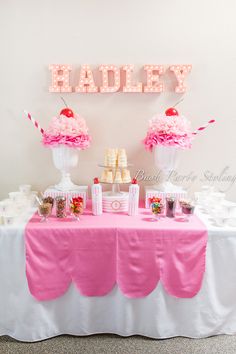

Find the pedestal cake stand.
xmin=98 ymin=164 xmax=133 ymax=213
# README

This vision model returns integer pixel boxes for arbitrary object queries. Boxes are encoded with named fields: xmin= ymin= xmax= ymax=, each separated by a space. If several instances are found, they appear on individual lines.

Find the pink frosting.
xmin=143 ymin=114 xmax=194 ymax=151
xmin=42 ymin=114 xmax=91 ymax=149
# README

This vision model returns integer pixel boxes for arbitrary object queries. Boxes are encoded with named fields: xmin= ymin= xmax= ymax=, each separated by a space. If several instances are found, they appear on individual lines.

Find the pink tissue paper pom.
xmin=143 ymin=114 xmax=194 ymax=151
xmin=42 ymin=113 xmax=91 ymax=149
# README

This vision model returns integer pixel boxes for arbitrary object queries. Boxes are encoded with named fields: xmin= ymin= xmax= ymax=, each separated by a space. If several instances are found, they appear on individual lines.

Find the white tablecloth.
xmin=0 ymin=210 xmax=236 ymax=341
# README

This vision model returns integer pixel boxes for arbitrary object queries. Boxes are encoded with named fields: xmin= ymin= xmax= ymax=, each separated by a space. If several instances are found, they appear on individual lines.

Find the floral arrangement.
xmin=42 ymin=112 xmax=91 ymax=149
xmin=143 ymin=113 xmax=193 ymax=151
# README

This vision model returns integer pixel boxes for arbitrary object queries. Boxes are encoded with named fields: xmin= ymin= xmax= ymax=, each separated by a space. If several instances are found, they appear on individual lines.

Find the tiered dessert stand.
xmin=98 ymin=163 xmax=133 ymax=212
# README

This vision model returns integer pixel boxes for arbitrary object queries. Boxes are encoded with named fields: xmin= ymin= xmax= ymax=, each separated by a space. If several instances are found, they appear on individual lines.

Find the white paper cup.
xmin=19 ymin=184 xmax=31 ymax=195
xmin=13 ymin=201 xmax=28 ymax=214
xmin=0 ymin=199 xmax=13 ymax=213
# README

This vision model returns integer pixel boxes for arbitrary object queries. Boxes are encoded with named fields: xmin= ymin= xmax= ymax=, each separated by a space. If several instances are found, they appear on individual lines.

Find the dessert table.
xmin=0 ymin=205 xmax=236 ymax=342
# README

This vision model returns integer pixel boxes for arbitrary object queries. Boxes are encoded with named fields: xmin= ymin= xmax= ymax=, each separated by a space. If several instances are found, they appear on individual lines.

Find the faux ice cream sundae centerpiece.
xmin=143 ymin=106 xmax=215 ymax=192
xmin=24 ymin=100 xmax=91 ymax=191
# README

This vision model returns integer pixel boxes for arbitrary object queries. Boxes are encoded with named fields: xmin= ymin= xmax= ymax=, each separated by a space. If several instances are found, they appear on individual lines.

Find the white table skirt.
xmin=1 ymin=211 xmax=236 ymax=341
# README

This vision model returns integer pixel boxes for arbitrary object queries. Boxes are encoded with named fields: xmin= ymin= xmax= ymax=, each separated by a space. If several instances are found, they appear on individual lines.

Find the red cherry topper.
xmin=94 ymin=177 xmax=99 ymax=184
xmin=60 ymin=97 xmax=74 ymax=118
xmin=132 ymin=178 xmax=138 ymax=184
xmin=165 ymin=107 xmax=179 ymax=116
xmin=60 ymin=108 xmax=74 ymax=118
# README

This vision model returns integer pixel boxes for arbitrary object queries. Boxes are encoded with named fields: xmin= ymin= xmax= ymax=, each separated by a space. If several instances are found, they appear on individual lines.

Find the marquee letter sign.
xmin=143 ymin=65 xmax=165 ymax=93
xmin=170 ymin=65 xmax=192 ymax=93
xmin=49 ymin=64 xmax=72 ymax=93
xmin=122 ymin=65 xmax=142 ymax=93
xmin=99 ymin=65 xmax=120 ymax=93
xmin=75 ymin=65 xmax=98 ymax=93
xmin=49 ymin=64 xmax=192 ymax=93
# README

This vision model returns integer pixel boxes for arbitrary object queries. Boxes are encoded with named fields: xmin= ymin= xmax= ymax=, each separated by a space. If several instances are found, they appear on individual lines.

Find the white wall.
xmin=0 ymin=0 xmax=235 ymax=199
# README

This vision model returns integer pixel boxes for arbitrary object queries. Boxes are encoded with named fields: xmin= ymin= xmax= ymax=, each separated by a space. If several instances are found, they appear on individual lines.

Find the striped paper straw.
xmin=24 ymin=110 xmax=44 ymax=135
xmin=192 ymin=119 xmax=215 ymax=135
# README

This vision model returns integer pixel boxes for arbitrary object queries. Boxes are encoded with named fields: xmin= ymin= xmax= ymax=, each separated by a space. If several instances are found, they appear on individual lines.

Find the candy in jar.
xmin=70 ymin=197 xmax=84 ymax=221
xmin=43 ymin=196 xmax=54 ymax=208
xmin=38 ymin=202 xmax=52 ymax=222
xmin=56 ymin=196 xmax=66 ymax=218
xmin=166 ymin=197 xmax=176 ymax=218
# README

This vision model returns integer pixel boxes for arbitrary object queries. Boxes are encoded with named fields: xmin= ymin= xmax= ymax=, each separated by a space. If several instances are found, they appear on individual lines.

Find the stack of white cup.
xmin=0 ymin=185 xmax=38 ymax=225
xmin=195 ymin=185 xmax=236 ymax=227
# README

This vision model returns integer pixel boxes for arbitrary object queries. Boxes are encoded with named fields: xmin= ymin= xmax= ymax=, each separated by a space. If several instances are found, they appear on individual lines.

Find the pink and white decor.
xmin=48 ymin=64 xmax=192 ymax=93
xmin=102 ymin=192 xmax=129 ymax=213
xmin=143 ymin=107 xmax=215 ymax=192
xmin=51 ymin=146 xmax=79 ymax=191
xmin=143 ymin=108 xmax=193 ymax=192
xmin=24 ymin=106 xmax=91 ymax=192
xmin=91 ymin=178 xmax=103 ymax=215
xmin=42 ymin=110 xmax=91 ymax=149
xmin=43 ymin=109 xmax=91 ymax=191
xmin=128 ymin=179 xmax=140 ymax=216
xmin=25 ymin=202 xmax=207 ymax=301
xmin=2 ymin=203 xmax=236 ymax=341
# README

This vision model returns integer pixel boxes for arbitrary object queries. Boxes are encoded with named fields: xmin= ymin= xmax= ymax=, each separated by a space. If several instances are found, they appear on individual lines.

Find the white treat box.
xmin=102 ymin=191 xmax=129 ymax=213
xmin=145 ymin=186 xmax=187 ymax=209
xmin=44 ymin=186 xmax=88 ymax=208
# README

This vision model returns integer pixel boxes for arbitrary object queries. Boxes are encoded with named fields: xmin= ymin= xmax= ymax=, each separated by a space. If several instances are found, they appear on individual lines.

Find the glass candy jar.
xmin=70 ymin=197 xmax=84 ymax=221
xmin=56 ymin=196 xmax=67 ymax=218
xmin=166 ymin=197 xmax=176 ymax=218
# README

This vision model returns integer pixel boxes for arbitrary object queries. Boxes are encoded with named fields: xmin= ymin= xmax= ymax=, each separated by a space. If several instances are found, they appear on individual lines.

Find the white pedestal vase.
xmin=51 ymin=145 xmax=79 ymax=191
xmin=154 ymin=145 xmax=184 ymax=192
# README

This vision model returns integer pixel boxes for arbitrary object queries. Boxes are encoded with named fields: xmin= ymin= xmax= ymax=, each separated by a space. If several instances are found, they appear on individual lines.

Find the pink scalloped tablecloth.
xmin=25 ymin=203 xmax=207 ymax=301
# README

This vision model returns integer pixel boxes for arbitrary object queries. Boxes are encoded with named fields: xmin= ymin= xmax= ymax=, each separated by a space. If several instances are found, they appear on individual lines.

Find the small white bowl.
xmin=227 ymin=217 xmax=236 ymax=227
xmin=222 ymin=201 xmax=236 ymax=217
xmin=3 ymin=215 xmax=16 ymax=225
xmin=213 ymin=217 xmax=226 ymax=227
xmin=9 ymin=192 xmax=24 ymax=202
xmin=201 ymin=185 xmax=215 ymax=194
xmin=210 ymin=192 xmax=225 ymax=204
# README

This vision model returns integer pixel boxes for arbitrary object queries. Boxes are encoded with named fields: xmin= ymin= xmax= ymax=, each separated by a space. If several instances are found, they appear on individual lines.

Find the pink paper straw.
xmin=24 ymin=110 xmax=44 ymax=135
xmin=192 ymin=119 xmax=215 ymax=135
